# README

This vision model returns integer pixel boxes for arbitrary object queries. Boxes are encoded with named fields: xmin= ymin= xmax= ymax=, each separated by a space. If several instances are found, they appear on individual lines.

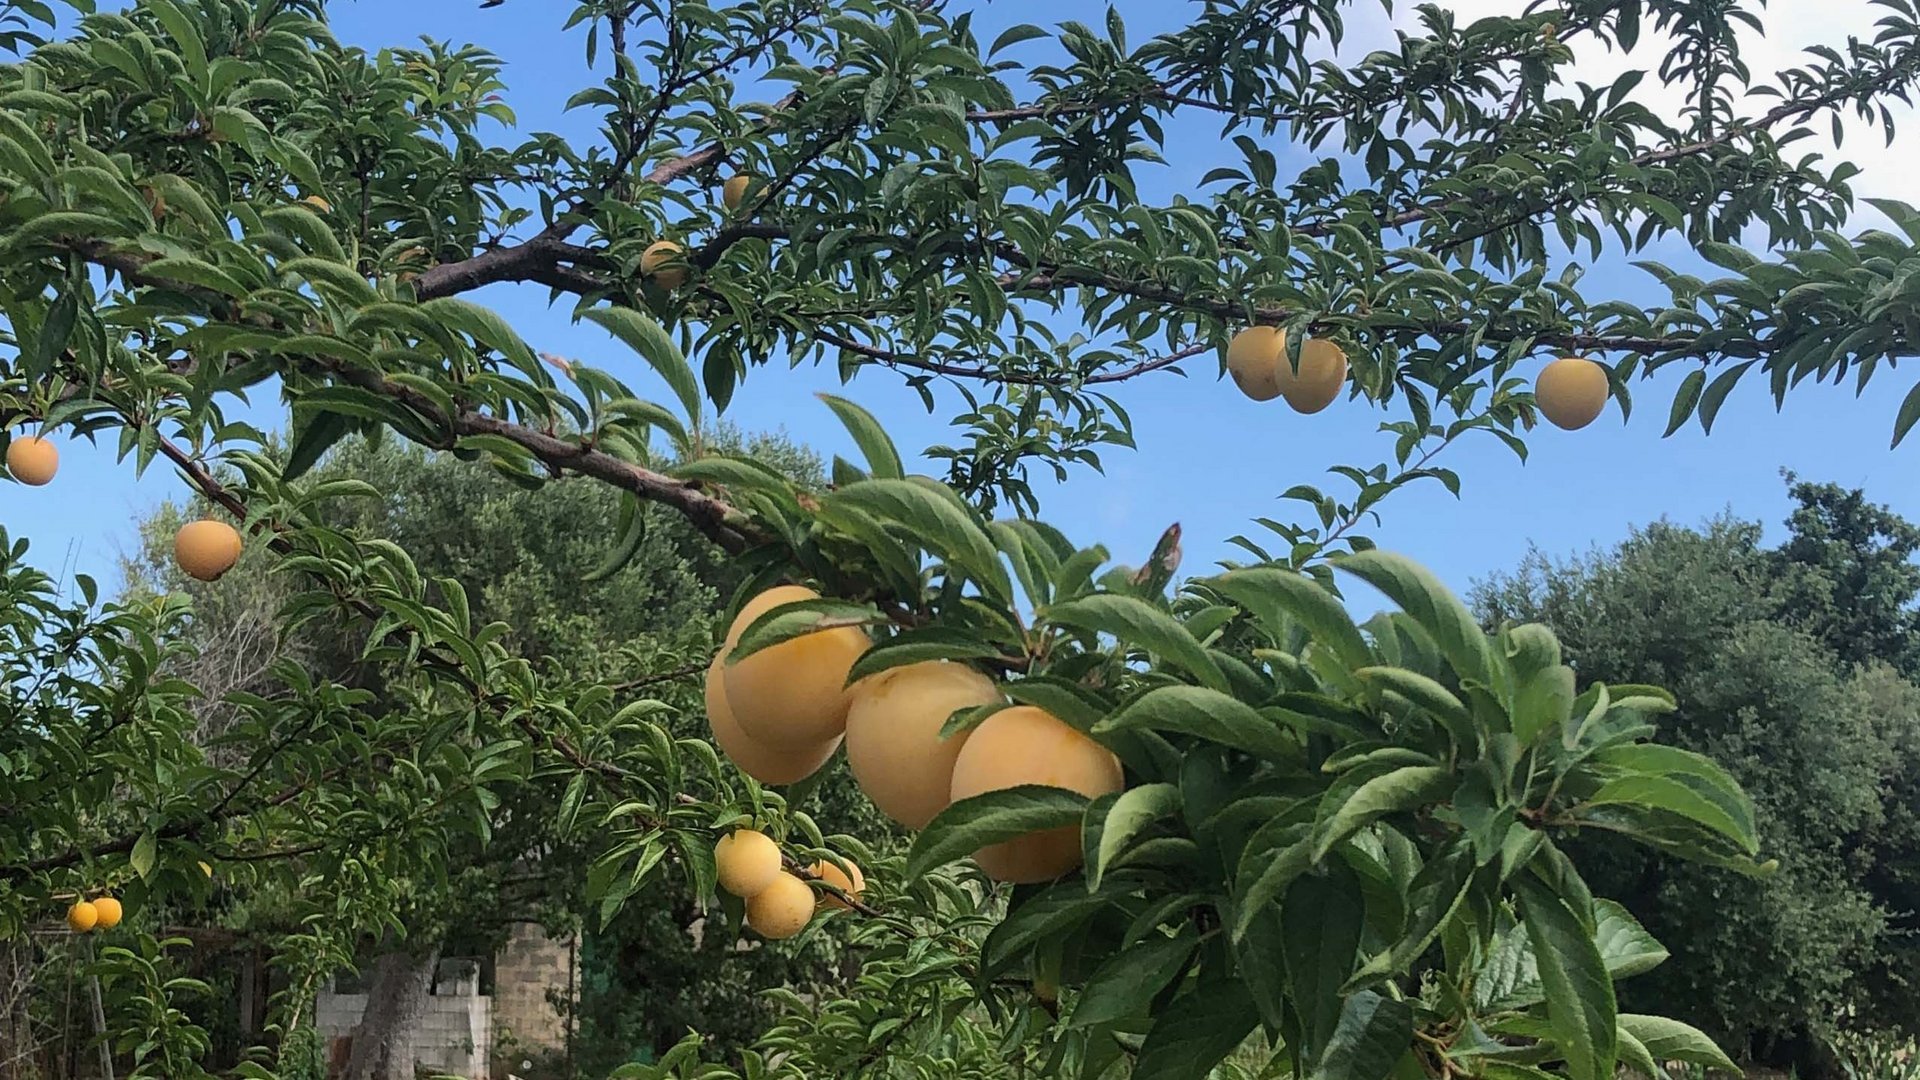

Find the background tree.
xmin=1473 ymin=479 xmax=1920 ymax=1069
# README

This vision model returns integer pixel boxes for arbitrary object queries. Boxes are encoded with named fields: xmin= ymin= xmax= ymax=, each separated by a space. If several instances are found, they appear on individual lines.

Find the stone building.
xmin=315 ymin=925 xmax=577 ymax=1080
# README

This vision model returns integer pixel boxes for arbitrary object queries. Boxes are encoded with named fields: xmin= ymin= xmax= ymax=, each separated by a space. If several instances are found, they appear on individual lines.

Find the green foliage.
xmin=4 ymin=0 xmax=1918 ymax=1077
xmin=1473 ymin=485 xmax=1920 ymax=1059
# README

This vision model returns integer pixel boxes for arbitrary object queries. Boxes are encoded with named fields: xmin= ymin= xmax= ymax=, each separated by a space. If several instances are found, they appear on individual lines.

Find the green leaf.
xmin=145 ymin=0 xmax=208 ymax=77
xmin=1212 ymin=567 xmax=1372 ymax=669
xmin=1345 ymin=844 xmax=1475 ymax=990
xmin=1086 ymin=783 xmax=1180 ymax=889
xmin=822 ymin=479 xmax=1013 ymax=602
xmin=982 ymin=887 xmax=1110 ymax=978
xmin=1512 ymin=664 xmax=1575 ymax=746
xmin=1311 ymin=990 xmax=1413 ymax=1080
xmin=130 ymin=832 xmax=157 ymax=881
xmin=1355 ymin=666 xmax=1474 ymax=749
xmin=1286 ymin=861 xmax=1365 ymax=1059
xmin=584 ymin=494 xmax=647 ymax=583
xmin=1045 ymin=594 xmax=1227 ymax=691
xmin=725 ymin=598 xmax=885 ymax=664
xmin=1131 ymin=978 xmax=1262 ymax=1080
xmin=420 ymin=297 xmax=539 ymax=376
xmin=1315 ymin=766 xmax=1453 ymax=861
xmin=1617 ymin=1015 xmax=1740 ymax=1073
xmin=1477 ymin=900 xmax=1667 ymax=1011
xmin=580 ymin=306 xmax=701 ymax=421
xmin=1582 ymin=769 xmax=1755 ymax=854
xmin=282 ymin=408 xmax=354 ymax=481
xmin=1663 ymin=369 xmax=1705 ymax=437
xmin=906 ymin=785 xmax=1088 ymax=879
xmin=1334 ymin=552 xmax=1500 ymax=695
xmin=1515 ymin=873 xmax=1617 ymax=1080
xmin=1066 ymin=931 xmax=1197 ymax=1028
xmin=1892 ymin=381 xmax=1920 ymax=448
xmin=1095 ymin=685 xmax=1292 ymax=759
xmin=843 ymin=627 xmax=1006 ymax=684
xmin=817 ymin=393 xmax=903 ymax=479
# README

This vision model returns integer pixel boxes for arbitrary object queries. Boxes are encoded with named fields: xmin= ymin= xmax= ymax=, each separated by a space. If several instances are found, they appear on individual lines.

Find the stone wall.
xmin=490 ymin=924 xmax=575 ymax=1073
xmin=314 ymin=962 xmax=490 ymax=1079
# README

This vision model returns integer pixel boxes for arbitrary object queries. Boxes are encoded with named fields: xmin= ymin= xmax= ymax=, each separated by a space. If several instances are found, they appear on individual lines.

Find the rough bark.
xmin=343 ymin=945 xmax=441 ymax=1080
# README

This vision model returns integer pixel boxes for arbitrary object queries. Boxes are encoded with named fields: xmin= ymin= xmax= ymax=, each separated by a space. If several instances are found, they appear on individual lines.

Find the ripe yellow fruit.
xmin=812 ymin=857 xmax=864 ymax=910
xmin=722 ymin=174 xmax=752 ymax=211
xmin=948 ymin=705 xmax=1124 ymax=883
xmin=1224 ymin=329 xmax=1349 ymax=412
xmin=174 ymin=520 xmax=243 ymax=582
xmin=845 ymin=662 xmax=1000 ymax=828
xmin=1225 ymin=326 xmax=1285 ymax=401
xmin=705 ymin=655 xmax=842 ymax=785
xmin=745 ymin=872 xmax=816 ymax=940
xmin=67 ymin=900 xmax=98 ymax=933
xmin=714 ymin=829 xmax=784 ymax=899
xmin=5 ymin=435 xmax=58 ymax=485
xmin=641 ymin=240 xmax=689 ymax=289
xmin=721 ymin=585 xmax=868 ymax=749
xmin=92 ymin=897 xmax=122 ymax=929
xmin=1535 ymin=357 xmax=1610 ymax=431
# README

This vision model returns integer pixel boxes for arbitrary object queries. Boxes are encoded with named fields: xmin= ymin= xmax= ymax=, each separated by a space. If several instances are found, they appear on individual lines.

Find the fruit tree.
xmin=3 ymin=0 xmax=1918 ymax=1078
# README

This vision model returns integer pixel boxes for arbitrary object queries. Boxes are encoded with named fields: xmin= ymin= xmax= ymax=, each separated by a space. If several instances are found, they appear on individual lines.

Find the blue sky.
xmin=2 ymin=0 xmax=1915 ymax=604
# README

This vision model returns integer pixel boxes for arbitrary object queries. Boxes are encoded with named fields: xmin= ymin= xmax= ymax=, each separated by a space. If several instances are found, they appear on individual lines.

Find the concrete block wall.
xmin=491 ymin=924 xmax=575 ymax=1055
xmin=314 ymin=970 xmax=491 ymax=1079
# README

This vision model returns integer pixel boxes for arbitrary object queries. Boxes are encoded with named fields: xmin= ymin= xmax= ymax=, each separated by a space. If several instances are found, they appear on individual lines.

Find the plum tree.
xmin=3 ymin=0 xmax=1919 ymax=1078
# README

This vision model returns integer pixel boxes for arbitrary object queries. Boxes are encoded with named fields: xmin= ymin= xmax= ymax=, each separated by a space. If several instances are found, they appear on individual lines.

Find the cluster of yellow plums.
xmin=705 ymin=583 xmax=1126 ymax=933
xmin=713 ymin=828 xmax=865 ymax=940
xmin=65 ymin=895 xmax=123 ymax=933
xmin=5 ymin=436 xmax=247 ymax=581
xmin=1223 ymin=327 xmax=1613 ymax=430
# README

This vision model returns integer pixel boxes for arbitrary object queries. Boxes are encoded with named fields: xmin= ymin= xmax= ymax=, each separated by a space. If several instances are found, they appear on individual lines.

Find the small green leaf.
xmin=726 ymin=598 xmax=885 ymax=664
xmin=1664 ymin=368 xmax=1706 ymax=437
xmin=1045 ymin=594 xmax=1227 ymax=691
xmin=1334 ymin=551 xmax=1500 ymax=696
xmin=581 ymin=306 xmax=701 ymax=421
xmin=843 ymin=628 xmax=1005 ymax=684
xmin=1132 ymin=978 xmax=1262 ymax=1080
xmin=1617 ymin=1015 xmax=1741 ymax=1074
xmin=584 ymin=493 xmax=646 ymax=583
xmin=1515 ymin=873 xmax=1617 ymax=1080
xmin=1095 ymin=685 xmax=1292 ymax=759
xmin=1086 ymin=783 xmax=1180 ymax=889
xmin=1315 ymin=766 xmax=1453 ymax=861
xmin=906 ymin=785 xmax=1088 ymax=879
xmin=1066 ymin=931 xmax=1197 ymax=1028
xmin=130 ymin=833 xmax=157 ymax=881
xmin=1311 ymin=990 xmax=1414 ymax=1080
xmin=822 ymin=479 xmax=1013 ymax=602
xmin=818 ymin=393 xmax=904 ymax=479
xmin=1212 ymin=567 xmax=1372 ymax=670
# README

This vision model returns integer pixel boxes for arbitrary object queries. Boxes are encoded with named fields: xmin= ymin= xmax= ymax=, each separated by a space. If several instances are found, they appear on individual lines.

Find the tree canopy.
xmin=4 ymin=0 xmax=1919 ymax=1078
